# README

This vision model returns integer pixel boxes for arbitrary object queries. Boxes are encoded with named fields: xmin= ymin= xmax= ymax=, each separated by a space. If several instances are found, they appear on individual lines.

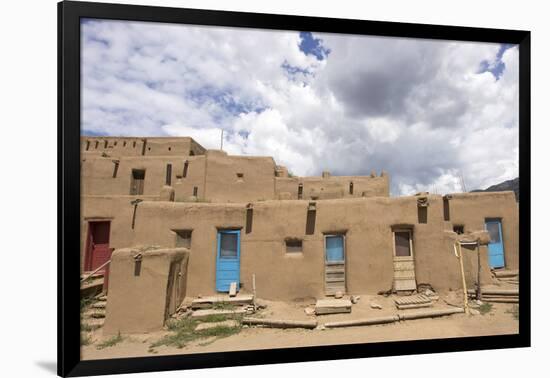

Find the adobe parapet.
xmin=81 ymin=136 xmax=206 ymax=157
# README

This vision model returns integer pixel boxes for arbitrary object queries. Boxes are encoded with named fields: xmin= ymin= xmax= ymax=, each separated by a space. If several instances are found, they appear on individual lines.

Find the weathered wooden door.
xmin=130 ymin=169 xmax=145 ymax=195
xmin=85 ymin=221 xmax=112 ymax=272
xmin=393 ymin=229 xmax=417 ymax=292
xmin=486 ymin=219 xmax=505 ymax=268
xmin=325 ymin=235 xmax=346 ymax=296
xmin=215 ymin=230 xmax=241 ymax=292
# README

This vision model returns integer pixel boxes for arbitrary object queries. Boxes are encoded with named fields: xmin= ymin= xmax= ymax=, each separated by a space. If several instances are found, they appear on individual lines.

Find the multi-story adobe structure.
xmin=81 ymin=136 xmax=519 ymax=301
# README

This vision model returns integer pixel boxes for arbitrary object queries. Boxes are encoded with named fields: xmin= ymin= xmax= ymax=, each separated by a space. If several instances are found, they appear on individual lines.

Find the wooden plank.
xmin=394 ymin=279 xmax=416 ymax=291
xmin=325 ymin=315 xmax=400 ymax=328
xmin=243 ymin=317 xmax=317 ymax=329
xmin=191 ymin=309 xmax=247 ymax=318
xmin=191 ymin=295 xmax=253 ymax=309
xmin=325 ymin=265 xmax=345 ymax=273
xmin=397 ymin=302 xmax=433 ymax=310
xmin=229 ymin=282 xmax=237 ymax=297
xmin=325 ymin=277 xmax=346 ymax=283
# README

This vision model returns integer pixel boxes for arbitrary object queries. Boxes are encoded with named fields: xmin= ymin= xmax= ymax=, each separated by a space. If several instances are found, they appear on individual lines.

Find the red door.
xmin=85 ymin=221 xmax=112 ymax=272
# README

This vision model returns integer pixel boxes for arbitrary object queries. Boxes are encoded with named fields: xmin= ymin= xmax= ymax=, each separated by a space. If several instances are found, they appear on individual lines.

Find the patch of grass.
xmin=211 ymin=301 xmax=235 ymax=311
xmin=150 ymin=316 xmax=241 ymax=350
xmin=506 ymin=305 xmax=519 ymax=320
xmin=96 ymin=332 xmax=124 ymax=350
xmin=478 ymin=302 xmax=493 ymax=315
xmin=81 ymin=333 xmax=92 ymax=346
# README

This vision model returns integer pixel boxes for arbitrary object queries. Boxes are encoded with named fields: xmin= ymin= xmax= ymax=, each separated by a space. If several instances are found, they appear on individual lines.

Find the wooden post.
xmin=252 ymin=273 xmax=257 ymax=311
xmin=476 ymin=243 xmax=481 ymax=300
xmin=456 ymin=242 xmax=470 ymax=315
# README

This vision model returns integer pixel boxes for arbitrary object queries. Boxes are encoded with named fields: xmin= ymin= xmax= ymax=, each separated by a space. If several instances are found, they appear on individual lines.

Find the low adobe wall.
xmin=103 ymin=247 xmax=189 ymax=335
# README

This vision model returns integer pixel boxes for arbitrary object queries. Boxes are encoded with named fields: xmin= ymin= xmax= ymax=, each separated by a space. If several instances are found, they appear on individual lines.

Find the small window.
xmin=394 ymin=230 xmax=412 ymax=257
xmin=133 ymin=141 xmax=136 ymax=148
xmin=104 ymin=140 xmax=108 ymax=148
xmin=349 ymin=181 xmax=354 ymax=195
xmin=85 ymin=140 xmax=90 ymax=151
xmin=168 ymin=147 xmax=171 ymax=151
xmin=453 ymin=225 xmax=464 ymax=235
xmin=175 ymin=230 xmax=192 ymax=248
xmin=285 ymin=239 xmax=303 ymax=253
xmin=193 ymin=186 xmax=198 ymax=196
xmin=123 ymin=141 xmax=127 ymax=147
xmin=236 ymin=173 xmax=244 ymax=178
xmin=298 ymin=183 xmax=303 ymax=199
xmin=95 ymin=141 xmax=99 ymax=149
xmin=114 ymin=141 xmax=117 ymax=146
xmin=130 ymin=169 xmax=145 ymax=195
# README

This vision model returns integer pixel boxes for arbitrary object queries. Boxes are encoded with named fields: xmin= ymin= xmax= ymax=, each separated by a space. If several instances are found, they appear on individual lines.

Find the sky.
xmin=81 ymin=19 xmax=519 ymax=196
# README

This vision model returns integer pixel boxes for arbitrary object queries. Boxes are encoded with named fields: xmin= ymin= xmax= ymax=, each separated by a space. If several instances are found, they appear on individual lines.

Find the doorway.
xmin=85 ymin=221 xmax=112 ymax=272
xmin=324 ymin=234 xmax=346 ymax=296
xmin=215 ymin=230 xmax=241 ymax=292
xmin=485 ymin=219 xmax=505 ymax=268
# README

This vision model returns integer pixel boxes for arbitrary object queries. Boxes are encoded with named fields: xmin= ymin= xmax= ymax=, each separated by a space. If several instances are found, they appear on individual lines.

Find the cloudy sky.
xmin=81 ymin=19 xmax=519 ymax=195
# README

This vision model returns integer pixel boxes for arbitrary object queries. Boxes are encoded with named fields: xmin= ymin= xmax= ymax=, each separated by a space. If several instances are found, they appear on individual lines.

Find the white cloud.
xmin=81 ymin=20 xmax=519 ymax=195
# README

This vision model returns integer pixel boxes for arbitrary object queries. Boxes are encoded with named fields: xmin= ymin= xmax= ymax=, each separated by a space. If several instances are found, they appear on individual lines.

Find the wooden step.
xmin=191 ymin=308 xmax=247 ymax=318
xmin=191 ymin=295 xmax=254 ymax=309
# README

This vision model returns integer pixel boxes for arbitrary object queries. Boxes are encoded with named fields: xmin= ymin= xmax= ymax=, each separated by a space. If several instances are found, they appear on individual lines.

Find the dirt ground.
xmin=81 ymin=291 xmax=519 ymax=360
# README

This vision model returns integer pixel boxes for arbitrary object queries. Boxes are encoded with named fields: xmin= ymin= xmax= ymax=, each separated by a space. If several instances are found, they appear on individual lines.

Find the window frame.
xmin=392 ymin=228 xmax=414 ymax=259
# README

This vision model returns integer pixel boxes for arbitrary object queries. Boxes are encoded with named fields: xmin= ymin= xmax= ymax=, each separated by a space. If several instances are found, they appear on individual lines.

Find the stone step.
xmin=82 ymin=318 xmax=105 ymax=330
xmin=195 ymin=319 xmax=239 ymax=331
xmin=91 ymin=302 xmax=106 ymax=309
xmin=492 ymin=269 xmax=519 ymax=278
xmin=315 ymin=299 xmax=352 ymax=315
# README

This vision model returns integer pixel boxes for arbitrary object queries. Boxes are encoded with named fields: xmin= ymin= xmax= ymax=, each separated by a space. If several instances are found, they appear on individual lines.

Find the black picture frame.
xmin=58 ymin=1 xmax=531 ymax=376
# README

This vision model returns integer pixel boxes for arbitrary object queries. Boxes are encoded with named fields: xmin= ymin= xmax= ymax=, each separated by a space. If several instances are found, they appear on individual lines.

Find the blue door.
xmin=485 ymin=219 xmax=505 ymax=268
xmin=216 ymin=230 xmax=241 ymax=292
xmin=325 ymin=235 xmax=344 ymax=262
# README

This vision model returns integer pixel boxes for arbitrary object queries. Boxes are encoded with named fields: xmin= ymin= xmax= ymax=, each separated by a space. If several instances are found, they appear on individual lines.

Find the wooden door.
xmin=325 ymin=235 xmax=346 ymax=296
xmin=486 ymin=219 xmax=505 ymax=268
xmin=85 ymin=221 xmax=112 ymax=272
xmin=215 ymin=230 xmax=241 ymax=292
xmin=393 ymin=229 xmax=417 ymax=292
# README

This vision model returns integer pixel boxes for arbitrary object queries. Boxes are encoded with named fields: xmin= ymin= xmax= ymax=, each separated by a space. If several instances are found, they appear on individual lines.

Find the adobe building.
xmin=81 ymin=136 xmax=519 ymax=301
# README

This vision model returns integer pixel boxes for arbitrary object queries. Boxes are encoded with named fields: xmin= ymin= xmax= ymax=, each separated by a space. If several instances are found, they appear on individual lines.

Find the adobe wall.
xmin=103 ymin=247 xmax=189 ymax=334
xmin=81 ymin=137 xmax=206 ymax=157
xmin=275 ymin=175 xmax=389 ymax=200
xmin=81 ymin=155 xmax=207 ymax=198
xmin=122 ymin=194 xmax=506 ymax=300
xmin=203 ymin=150 xmax=277 ymax=203
xmin=80 ymin=196 xmax=150 ymax=271
xmin=82 ymin=138 xmax=389 ymax=202
xmin=446 ymin=191 xmax=519 ymax=270
xmin=131 ymin=202 xmax=246 ymax=297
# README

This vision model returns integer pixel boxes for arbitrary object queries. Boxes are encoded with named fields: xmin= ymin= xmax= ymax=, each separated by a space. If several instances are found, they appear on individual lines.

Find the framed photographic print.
xmin=58 ymin=0 xmax=530 ymax=376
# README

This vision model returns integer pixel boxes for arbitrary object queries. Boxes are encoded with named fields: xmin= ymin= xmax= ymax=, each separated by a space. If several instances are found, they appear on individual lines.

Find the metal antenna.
xmin=459 ymin=171 xmax=467 ymax=192
xmin=220 ymin=129 xmax=224 ymax=150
